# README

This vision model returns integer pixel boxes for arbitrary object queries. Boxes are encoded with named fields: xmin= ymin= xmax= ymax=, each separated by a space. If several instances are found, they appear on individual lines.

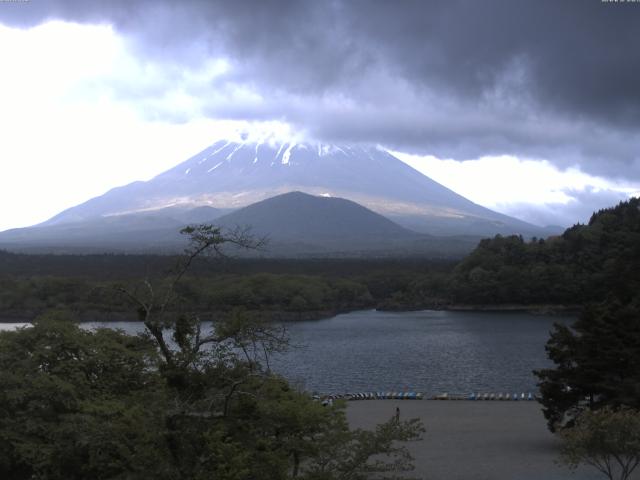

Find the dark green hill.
xmin=214 ymin=191 xmax=479 ymax=257
xmin=216 ymin=191 xmax=418 ymax=243
xmin=0 ymin=192 xmax=477 ymax=257
xmin=447 ymin=197 xmax=640 ymax=305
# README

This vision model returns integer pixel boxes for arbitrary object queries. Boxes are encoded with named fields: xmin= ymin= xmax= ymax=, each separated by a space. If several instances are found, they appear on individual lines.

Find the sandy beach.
xmin=346 ymin=400 xmax=617 ymax=480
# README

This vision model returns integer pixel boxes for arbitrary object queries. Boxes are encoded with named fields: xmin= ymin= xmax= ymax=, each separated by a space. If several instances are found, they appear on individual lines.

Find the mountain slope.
xmin=0 ymin=205 xmax=226 ymax=253
xmin=213 ymin=192 xmax=477 ymax=256
xmin=0 ymin=192 xmax=478 ymax=256
xmin=216 ymin=191 xmax=418 ymax=243
xmin=40 ymin=140 xmax=546 ymax=237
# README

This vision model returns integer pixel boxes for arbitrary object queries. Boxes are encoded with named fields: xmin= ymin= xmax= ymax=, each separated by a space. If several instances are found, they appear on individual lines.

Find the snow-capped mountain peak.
xmin=40 ymin=139 xmax=544 ymax=237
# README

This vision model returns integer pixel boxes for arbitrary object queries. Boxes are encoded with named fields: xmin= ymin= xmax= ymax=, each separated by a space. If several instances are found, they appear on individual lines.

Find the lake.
xmin=270 ymin=309 xmax=572 ymax=395
xmin=1 ymin=310 xmax=573 ymax=395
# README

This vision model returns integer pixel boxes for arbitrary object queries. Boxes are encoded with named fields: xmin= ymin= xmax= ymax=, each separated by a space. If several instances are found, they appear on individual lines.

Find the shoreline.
xmin=0 ymin=308 xmax=346 ymax=324
xmin=445 ymin=303 xmax=581 ymax=315
xmin=378 ymin=303 xmax=581 ymax=315
xmin=0 ymin=304 xmax=580 ymax=323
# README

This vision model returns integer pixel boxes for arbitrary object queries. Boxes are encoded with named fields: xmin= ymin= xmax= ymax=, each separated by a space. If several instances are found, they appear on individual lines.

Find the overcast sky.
xmin=1 ymin=0 xmax=639 ymax=231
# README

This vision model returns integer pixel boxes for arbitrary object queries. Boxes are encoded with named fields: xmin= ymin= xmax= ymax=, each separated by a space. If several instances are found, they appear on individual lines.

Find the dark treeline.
xmin=0 ymin=252 xmax=455 ymax=321
xmin=2 ymin=198 xmax=638 ymax=320
xmin=358 ymin=198 xmax=639 ymax=310
xmin=447 ymin=198 xmax=640 ymax=306
xmin=0 ymin=251 xmax=453 ymax=278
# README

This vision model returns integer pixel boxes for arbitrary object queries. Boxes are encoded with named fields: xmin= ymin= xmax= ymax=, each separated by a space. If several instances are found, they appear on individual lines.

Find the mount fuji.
xmin=44 ymin=140 xmax=543 ymax=233
xmin=0 ymin=140 xmax=554 ymax=255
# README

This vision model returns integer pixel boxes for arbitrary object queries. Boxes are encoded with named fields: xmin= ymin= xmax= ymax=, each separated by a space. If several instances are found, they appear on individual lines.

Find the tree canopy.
xmin=535 ymin=297 xmax=640 ymax=432
xmin=449 ymin=198 xmax=640 ymax=306
xmin=0 ymin=312 xmax=169 ymax=479
xmin=559 ymin=407 xmax=640 ymax=480
xmin=0 ymin=225 xmax=424 ymax=479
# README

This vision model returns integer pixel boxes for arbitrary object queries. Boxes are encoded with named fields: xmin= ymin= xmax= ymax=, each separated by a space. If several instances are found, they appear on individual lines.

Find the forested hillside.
xmin=447 ymin=198 xmax=640 ymax=305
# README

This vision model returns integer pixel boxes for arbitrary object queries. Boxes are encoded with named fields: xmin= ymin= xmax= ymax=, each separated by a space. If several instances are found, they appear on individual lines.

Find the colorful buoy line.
xmin=313 ymin=392 xmax=540 ymax=401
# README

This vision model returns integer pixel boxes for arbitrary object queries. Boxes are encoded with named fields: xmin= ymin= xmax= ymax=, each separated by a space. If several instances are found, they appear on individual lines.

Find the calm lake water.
xmin=271 ymin=310 xmax=573 ymax=395
xmin=1 ymin=310 xmax=573 ymax=395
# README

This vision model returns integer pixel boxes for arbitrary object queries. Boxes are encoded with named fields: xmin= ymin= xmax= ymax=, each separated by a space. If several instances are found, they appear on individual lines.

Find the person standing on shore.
xmin=395 ymin=407 xmax=400 ymax=423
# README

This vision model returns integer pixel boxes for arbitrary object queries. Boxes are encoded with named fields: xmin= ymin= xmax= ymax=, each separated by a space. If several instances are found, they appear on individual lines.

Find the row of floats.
xmin=318 ymin=392 xmax=539 ymax=401
xmin=323 ymin=392 xmax=424 ymax=401
xmin=434 ymin=392 xmax=539 ymax=401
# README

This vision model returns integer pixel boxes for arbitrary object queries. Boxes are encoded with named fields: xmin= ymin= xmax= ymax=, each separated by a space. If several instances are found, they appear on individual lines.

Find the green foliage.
xmin=0 ymin=250 xmax=454 ymax=321
xmin=449 ymin=198 xmax=640 ymax=305
xmin=0 ymin=271 xmax=378 ymax=321
xmin=200 ymin=274 xmax=373 ymax=314
xmin=535 ymin=298 xmax=640 ymax=432
xmin=0 ymin=312 xmax=170 ymax=480
xmin=559 ymin=407 xmax=640 ymax=480
xmin=301 ymin=414 xmax=424 ymax=480
xmin=0 ymin=225 xmax=424 ymax=479
xmin=0 ymin=313 xmax=423 ymax=480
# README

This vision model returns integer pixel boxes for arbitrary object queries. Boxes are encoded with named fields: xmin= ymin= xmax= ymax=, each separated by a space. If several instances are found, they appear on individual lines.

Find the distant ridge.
xmin=37 ymin=140 xmax=550 ymax=238
xmin=0 ymin=192 xmax=478 ymax=257
xmin=0 ymin=139 xmax=559 ymax=256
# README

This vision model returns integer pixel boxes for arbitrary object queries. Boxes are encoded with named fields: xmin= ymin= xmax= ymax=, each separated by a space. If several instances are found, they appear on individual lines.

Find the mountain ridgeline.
xmin=0 ymin=191 xmax=479 ymax=256
xmin=0 ymin=140 xmax=557 ymax=256
xmin=42 ymin=140 xmax=540 ymax=236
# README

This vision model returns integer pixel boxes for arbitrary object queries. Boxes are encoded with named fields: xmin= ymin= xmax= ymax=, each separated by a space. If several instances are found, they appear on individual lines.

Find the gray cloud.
xmin=499 ymin=187 xmax=632 ymax=228
xmin=2 ymin=0 xmax=640 ymax=181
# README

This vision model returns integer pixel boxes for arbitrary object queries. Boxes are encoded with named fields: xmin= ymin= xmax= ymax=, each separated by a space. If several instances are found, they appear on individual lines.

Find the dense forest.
xmin=447 ymin=198 xmax=640 ymax=306
xmin=0 ymin=253 xmax=453 ymax=321
xmin=1 ymin=198 xmax=638 ymax=321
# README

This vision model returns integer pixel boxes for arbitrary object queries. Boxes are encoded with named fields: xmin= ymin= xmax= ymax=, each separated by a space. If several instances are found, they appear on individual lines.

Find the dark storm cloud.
xmin=1 ymin=0 xmax=639 ymax=179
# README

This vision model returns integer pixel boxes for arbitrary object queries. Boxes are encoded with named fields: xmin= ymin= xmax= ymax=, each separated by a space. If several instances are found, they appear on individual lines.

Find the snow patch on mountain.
xmin=207 ymin=162 xmax=223 ymax=172
xmin=253 ymin=142 xmax=261 ymax=164
xmin=274 ymin=142 xmax=286 ymax=165
xmin=225 ymin=143 xmax=244 ymax=161
xmin=200 ymin=141 xmax=231 ymax=163
xmin=281 ymin=142 xmax=296 ymax=165
xmin=35 ymin=138 xmax=548 ymax=238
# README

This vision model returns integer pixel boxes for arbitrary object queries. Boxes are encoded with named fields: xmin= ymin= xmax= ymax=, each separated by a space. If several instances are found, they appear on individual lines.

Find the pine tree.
xmin=535 ymin=297 xmax=640 ymax=432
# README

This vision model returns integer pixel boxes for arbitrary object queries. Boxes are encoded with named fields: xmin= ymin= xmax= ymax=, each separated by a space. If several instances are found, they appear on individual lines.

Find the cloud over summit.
xmin=2 ymin=0 xmax=639 ymax=181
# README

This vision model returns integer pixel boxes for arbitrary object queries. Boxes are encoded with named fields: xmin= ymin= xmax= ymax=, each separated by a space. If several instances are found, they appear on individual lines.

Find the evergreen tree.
xmin=535 ymin=297 xmax=640 ymax=432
